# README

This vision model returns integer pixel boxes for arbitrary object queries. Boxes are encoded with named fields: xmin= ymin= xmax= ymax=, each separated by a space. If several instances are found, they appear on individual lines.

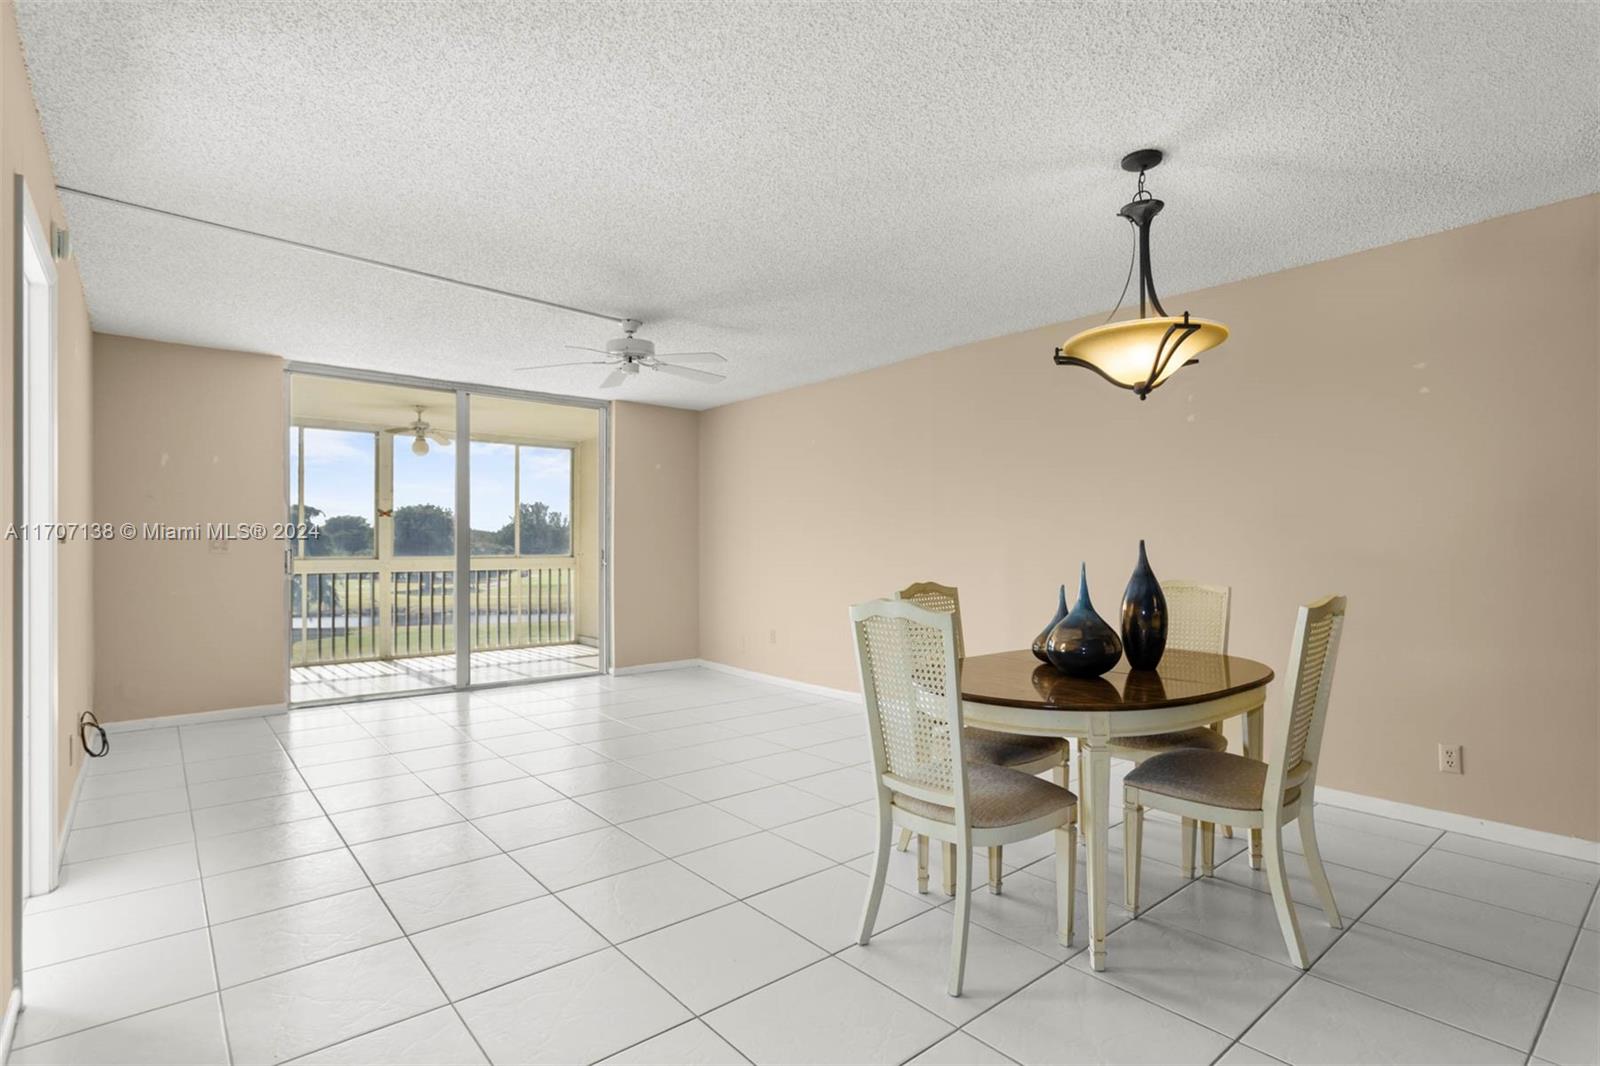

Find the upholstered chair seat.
xmin=964 ymin=728 xmax=1068 ymax=768
xmin=1123 ymin=749 xmax=1301 ymax=810
xmin=893 ymin=762 xmax=1077 ymax=828
xmin=1110 ymin=727 xmax=1227 ymax=755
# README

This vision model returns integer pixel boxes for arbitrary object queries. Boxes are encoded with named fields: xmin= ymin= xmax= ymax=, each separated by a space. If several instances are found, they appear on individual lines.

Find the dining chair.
xmin=892 ymin=581 xmax=1070 ymax=895
xmin=1101 ymin=580 xmax=1237 ymax=859
xmin=852 ymin=597 xmax=1078 ymax=995
xmin=1121 ymin=595 xmax=1347 ymax=968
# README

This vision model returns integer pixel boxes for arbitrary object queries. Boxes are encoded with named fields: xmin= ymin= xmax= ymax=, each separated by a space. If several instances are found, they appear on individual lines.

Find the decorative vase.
xmin=1031 ymin=584 xmax=1071 ymax=663
xmin=1045 ymin=563 xmax=1123 ymax=678
xmin=1120 ymin=539 xmax=1168 ymax=671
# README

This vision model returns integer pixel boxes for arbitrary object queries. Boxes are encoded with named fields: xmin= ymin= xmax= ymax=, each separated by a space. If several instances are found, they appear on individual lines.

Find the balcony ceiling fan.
xmin=384 ymin=405 xmax=452 ymax=456
xmin=518 ymin=319 xmax=726 ymax=389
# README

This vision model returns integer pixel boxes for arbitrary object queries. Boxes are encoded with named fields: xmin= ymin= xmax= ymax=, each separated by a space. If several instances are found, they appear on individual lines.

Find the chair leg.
xmin=942 ymin=842 xmax=957 ymax=896
xmin=916 ymin=834 xmax=930 ymax=894
xmin=948 ymin=839 xmax=974 ymax=996
xmin=1067 ymin=815 xmax=1078 ymax=941
xmin=1055 ymin=814 xmax=1077 ymax=946
xmin=896 ymin=827 xmax=913 ymax=853
xmin=1123 ymin=800 xmax=1143 ymax=913
xmin=1263 ymin=825 xmax=1309 ymax=968
xmin=1180 ymin=817 xmax=1197 ymax=878
xmin=1297 ymin=808 xmax=1343 ymax=929
xmin=857 ymin=803 xmax=892 ymax=945
xmin=1200 ymin=822 xmax=1215 ymax=876
xmin=988 ymin=846 xmax=1003 ymax=894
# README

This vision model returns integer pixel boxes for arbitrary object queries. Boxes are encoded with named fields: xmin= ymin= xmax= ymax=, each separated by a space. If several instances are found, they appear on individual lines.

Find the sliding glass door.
xmin=286 ymin=370 xmax=606 ymax=704
xmin=466 ymin=393 xmax=601 ymax=685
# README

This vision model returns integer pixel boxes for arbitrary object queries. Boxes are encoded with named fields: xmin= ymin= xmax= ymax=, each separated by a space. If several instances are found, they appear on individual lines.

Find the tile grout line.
xmin=175 ymin=719 xmax=237 ymax=1066
xmin=262 ymin=688 xmax=796 ymax=1063
xmin=1522 ymin=875 xmax=1600 ymax=1065
xmin=274 ymin=730 xmax=501 ymax=1066
xmin=1205 ymin=826 xmax=1522 ymax=1064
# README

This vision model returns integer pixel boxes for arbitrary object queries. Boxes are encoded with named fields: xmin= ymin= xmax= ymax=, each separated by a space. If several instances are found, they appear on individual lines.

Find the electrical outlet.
xmin=1438 ymin=743 xmax=1462 ymax=774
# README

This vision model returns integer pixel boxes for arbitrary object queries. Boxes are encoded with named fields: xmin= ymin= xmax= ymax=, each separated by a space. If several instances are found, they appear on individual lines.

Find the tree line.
xmin=295 ymin=502 xmax=571 ymax=557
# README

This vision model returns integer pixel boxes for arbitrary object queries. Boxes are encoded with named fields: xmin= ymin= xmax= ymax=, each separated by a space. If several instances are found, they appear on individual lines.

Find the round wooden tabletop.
xmin=960 ymin=648 xmax=1274 ymax=711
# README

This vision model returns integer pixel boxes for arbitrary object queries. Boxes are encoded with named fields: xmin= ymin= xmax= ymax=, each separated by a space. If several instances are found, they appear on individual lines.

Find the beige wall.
xmin=612 ymin=401 xmax=699 ymax=668
xmin=699 ymin=196 xmax=1600 ymax=842
xmin=1 ymin=0 xmax=95 ymax=1000
xmin=92 ymin=334 xmax=287 ymax=722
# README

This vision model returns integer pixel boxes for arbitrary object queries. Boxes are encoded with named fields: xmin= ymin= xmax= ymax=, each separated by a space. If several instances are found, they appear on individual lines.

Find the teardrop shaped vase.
xmin=1045 ymin=563 xmax=1123 ymax=678
xmin=1031 ymin=584 xmax=1071 ymax=664
xmin=1120 ymin=539 xmax=1168 ymax=672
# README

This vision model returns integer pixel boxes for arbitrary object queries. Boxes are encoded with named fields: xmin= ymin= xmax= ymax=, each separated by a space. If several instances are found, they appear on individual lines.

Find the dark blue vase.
xmin=1031 ymin=584 xmax=1070 ymax=663
xmin=1045 ymin=564 xmax=1123 ymax=678
xmin=1121 ymin=539 xmax=1167 ymax=671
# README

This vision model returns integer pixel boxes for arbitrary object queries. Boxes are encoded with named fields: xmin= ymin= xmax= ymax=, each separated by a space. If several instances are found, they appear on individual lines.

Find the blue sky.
xmin=295 ymin=428 xmax=572 ymax=532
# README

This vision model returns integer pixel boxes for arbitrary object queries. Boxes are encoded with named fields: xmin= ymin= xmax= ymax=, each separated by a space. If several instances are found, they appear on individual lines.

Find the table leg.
xmin=1084 ymin=740 xmax=1111 ymax=971
xmin=1245 ymin=703 xmax=1264 ymax=870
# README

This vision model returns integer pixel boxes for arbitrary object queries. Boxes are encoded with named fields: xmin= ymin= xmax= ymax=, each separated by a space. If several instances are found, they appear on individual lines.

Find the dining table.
xmin=959 ymin=648 xmax=1275 ymax=971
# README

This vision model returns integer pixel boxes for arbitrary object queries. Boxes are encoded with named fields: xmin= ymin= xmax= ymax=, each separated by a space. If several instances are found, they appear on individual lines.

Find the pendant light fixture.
xmin=1055 ymin=149 xmax=1228 ymax=400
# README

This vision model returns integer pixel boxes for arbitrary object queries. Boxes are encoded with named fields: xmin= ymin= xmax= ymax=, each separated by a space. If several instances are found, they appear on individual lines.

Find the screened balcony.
xmin=288 ymin=374 xmax=603 ymax=703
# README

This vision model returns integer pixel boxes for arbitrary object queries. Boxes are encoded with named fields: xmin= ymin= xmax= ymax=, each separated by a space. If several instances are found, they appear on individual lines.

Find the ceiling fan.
xmin=518 ymin=319 xmax=727 ymax=389
xmin=384 ymin=405 xmax=452 ymax=456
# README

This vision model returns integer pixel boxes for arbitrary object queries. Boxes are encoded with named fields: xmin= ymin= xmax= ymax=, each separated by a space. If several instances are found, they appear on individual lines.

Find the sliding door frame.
xmin=283 ymin=362 xmax=611 ymax=705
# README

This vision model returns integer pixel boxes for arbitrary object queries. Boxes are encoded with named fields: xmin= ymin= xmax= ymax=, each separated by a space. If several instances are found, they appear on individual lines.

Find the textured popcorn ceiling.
xmin=17 ymin=1 xmax=1600 ymax=410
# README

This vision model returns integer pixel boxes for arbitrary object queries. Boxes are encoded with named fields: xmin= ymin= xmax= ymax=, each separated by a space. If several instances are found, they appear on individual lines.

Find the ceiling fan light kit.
xmin=384 ymin=405 xmax=452 ymax=456
xmin=1055 ymin=149 xmax=1229 ymax=400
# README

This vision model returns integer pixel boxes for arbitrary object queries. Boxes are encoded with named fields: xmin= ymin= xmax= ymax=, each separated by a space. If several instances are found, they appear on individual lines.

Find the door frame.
xmin=283 ymin=362 xmax=612 ymax=705
xmin=13 ymin=175 xmax=60 ymax=917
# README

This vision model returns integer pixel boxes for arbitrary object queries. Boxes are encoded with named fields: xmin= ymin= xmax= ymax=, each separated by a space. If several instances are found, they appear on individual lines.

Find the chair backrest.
xmin=1163 ymin=581 xmax=1231 ymax=656
xmin=895 ymin=581 xmax=964 ymax=660
xmin=1265 ymin=595 xmax=1348 ymax=807
xmin=850 ymin=598 xmax=968 ymax=815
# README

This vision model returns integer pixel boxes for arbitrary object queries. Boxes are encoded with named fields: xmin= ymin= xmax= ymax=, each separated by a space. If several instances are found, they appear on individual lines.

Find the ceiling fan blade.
xmin=564 ymin=345 xmax=612 ymax=356
xmin=599 ymin=368 xmax=631 ymax=389
xmin=429 ymin=434 xmax=452 ymax=446
xmin=514 ymin=360 xmax=610 ymax=371
xmin=381 ymin=425 xmax=417 ymax=434
xmin=652 ymin=362 xmax=725 ymax=383
xmin=652 ymin=351 xmax=726 ymax=364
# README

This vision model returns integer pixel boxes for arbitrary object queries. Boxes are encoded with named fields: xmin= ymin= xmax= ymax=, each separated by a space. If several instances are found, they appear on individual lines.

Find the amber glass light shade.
xmin=1056 ymin=316 xmax=1229 ymax=396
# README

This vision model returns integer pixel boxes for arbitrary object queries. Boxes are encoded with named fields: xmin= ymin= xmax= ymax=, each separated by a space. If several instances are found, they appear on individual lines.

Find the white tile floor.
xmin=14 ymin=668 xmax=1600 ymax=1065
xmin=290 ymin=645 xmax=601 ymax=703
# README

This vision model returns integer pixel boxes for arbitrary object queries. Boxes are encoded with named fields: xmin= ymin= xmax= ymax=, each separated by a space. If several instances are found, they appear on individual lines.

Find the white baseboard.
xmin=692 ymin=659 xmax=859 ymax=703
xmin=102 ymin=702 xmax=288 ymax=732
xmin=611 ymin=659 xmax=703 ymax=676
xmin=1315 ymin=787 xmax=1599 ymax=862
xmin=1 ymin=987 xmax=21 ymax=1066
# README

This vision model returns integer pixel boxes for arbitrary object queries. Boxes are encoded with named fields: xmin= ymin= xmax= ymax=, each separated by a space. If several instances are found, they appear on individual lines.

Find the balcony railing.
xmin=290 ymin=558 xmax=577 ymax=666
